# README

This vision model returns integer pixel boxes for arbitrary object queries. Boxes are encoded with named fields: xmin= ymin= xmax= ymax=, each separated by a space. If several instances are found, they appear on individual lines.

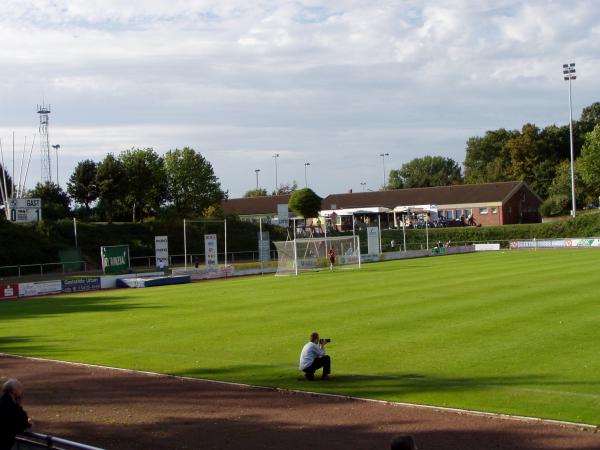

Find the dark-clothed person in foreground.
xmin=0 ymin=379 xmax=31 ymax=450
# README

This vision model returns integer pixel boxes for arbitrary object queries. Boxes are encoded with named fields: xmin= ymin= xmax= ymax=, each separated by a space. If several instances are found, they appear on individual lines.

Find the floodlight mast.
xmin=37 ymin=103 xmax=52 ymax=183
xmin=304 ymin=162 xmax=310 ymax=187
xmin=273 ymin=153 xmax=279 ymax=194
xmin=563 ymin=63 xmax=577 ymax=218
xmin=379 ymin=153 xmax=389 ymax=190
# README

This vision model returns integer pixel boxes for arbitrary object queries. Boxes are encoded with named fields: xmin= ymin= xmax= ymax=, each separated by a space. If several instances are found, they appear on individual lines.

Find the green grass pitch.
xmin=1 ymin=250 xmax=599 ymax=425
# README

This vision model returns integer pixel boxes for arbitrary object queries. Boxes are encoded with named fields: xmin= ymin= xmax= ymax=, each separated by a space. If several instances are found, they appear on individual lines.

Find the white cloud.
xmin=0 ymin=0 xmax=598 ymax=196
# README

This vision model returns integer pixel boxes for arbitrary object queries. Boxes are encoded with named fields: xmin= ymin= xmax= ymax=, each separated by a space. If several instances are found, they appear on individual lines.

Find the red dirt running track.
xmin=1 ymin=355 xmax=598 ymax=450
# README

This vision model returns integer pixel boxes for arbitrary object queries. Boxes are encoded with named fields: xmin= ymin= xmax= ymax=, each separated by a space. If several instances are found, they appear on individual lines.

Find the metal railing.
xmin=15 ymin=431 xmax=105 ymax=450
xmin=130 ymin=250 xmax=278 ymax=268
xmin=0 ymin=261 xmax=89 ymax=279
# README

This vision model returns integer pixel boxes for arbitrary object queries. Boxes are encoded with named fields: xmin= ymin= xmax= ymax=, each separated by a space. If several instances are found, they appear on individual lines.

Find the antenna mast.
xmin=37 ymin=102 xmax=52 ymax=183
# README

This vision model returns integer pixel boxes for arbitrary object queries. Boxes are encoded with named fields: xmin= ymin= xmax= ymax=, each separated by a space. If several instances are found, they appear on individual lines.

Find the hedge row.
xmin=378 ymin=211 xmax=600 ymax=249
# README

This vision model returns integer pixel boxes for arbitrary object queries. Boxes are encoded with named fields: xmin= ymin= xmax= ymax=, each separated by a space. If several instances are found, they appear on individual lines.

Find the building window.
xmin=446 ymin=210 xmax=453 ymax=219
xmin=479 ymin=207 xmax=488 ymax=215
xmin=455 ymin=209 xmax=462 ymax=218
xmin=464 ymin=209 xmax=472 ymax=217
xmin=492 ymin=207 xmax=497 ymax=214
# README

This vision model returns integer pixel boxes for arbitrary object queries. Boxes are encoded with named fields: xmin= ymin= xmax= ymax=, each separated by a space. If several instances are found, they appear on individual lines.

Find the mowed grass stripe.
xmin=1 ymin=250 xmax=599 ymax=424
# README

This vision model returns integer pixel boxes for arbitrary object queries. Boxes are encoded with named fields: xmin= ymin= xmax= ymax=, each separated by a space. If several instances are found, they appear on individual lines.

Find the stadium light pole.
xmin=304 ymin=162 xmax=310 ymax=187
xmin=273 ymin=153 xmax=279 ymax=194
xmin=360 ymin=182 xmax=366 ymax=192
xmin=52 ymin=144 xmax=60 ymax=186
xmin=254 ymin=169 xmax=260 ymax=190
xmin=563 ymin=63 xmax=577 ymax=218
xmin=379 ymin=153 xmax=389 ymax=190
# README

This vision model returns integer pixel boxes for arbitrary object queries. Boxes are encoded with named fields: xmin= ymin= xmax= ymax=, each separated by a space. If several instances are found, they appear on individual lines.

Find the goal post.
xmin=274 ymin=235 xmax=361 ymax=276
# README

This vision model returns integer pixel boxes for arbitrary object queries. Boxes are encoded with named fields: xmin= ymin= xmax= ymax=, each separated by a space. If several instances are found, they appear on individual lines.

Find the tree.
xmin=387 ymin=170 xmax=404 ymax=189
xmin=288 ymin=188 xmax=322 ymax=219
xmin=464 ymin=129 xmax=516 ymax=183
xmin=508 ymin=124 xmax=543 ymax=184
xmin=546 ymin=160 xmax=586 ymax=215
xmin=29 ymin=182 xmax=70 ymax=220
xmin=577 ymin=124 xmax=600 ymax=203
xmin=390 ymin=156 xmax=462 ymax=189
xmin=67 ymin=160 xmax=98 ymax=213
xmin=164 ymin=147 xmax=224 ymax=216
xmin=120 ymin=148 xmax=167 ymax=222
xmin=273 ymin=181 xmax=298 ymax=195
xmin=0 ymin=164 xmax=14 ymax=205
xmin=244 ymin=188 xmax=268 ymax=198
xmin=96 ymin=154 xmax=127 ymax=223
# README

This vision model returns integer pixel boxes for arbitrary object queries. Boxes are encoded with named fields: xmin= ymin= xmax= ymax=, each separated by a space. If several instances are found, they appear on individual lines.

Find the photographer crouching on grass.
xmin=299 ymin=332 xmax=331 ymax=381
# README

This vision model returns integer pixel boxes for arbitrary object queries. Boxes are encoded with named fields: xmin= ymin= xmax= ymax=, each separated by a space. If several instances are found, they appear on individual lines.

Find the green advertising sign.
xmin=101 ymin=245 xmax=130 ymax=274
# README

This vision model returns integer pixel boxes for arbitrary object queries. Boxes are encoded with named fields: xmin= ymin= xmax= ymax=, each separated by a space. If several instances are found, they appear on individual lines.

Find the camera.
xmin=319 ymin=338 xmax=331 ymax=345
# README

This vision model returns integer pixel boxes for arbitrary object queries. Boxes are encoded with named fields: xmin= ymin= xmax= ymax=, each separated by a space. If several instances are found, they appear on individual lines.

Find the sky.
xmin=0 ymin=0 xmax=599 ymax=198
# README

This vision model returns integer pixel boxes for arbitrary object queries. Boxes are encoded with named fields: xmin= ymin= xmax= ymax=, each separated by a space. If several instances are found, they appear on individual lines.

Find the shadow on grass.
xmin=0 ymin=295 xmax=160 ymax=323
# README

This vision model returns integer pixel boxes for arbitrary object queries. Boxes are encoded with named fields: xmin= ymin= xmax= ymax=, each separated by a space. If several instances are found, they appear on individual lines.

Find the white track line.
xmin=2 ymin=353 xmax=597 ymax=433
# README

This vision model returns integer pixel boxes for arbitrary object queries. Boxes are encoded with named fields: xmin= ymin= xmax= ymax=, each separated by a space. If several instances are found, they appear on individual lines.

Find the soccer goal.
xmin=273 ymin=235 xmax=361 ymax=276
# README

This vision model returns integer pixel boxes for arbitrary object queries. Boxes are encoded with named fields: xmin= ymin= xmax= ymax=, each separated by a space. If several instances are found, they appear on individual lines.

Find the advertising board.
xmin=19 ymin=280 xmax=63 ymax=298
xmin=155 ymin=236 xmax=169 ymax=268
xmin=277 ymin=204 xmax=289 ymax=227
xmin=204 ymin=234 xmax=218 ymax=267
xmin=62 ymin=277 xmax=101 ymax=293
xmin=0 ymin=284 xmax=19 ymax=300
xmin=101 ymin=245 xmax=130 ymax=274
xmin=512 ymin=238 xmax=600 ymax=249
xmin=475 ymin=243 xmax=501 ymax=251
xmin=366 ymin=226 xmax=380 ymax=255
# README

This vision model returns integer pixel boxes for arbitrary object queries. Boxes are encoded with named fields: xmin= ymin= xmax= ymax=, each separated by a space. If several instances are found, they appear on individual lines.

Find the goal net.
xmin=273 ymin=235 xmax=361 ymax=276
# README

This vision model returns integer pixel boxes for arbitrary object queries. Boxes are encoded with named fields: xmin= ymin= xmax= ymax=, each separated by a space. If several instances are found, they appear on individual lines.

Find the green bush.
xmin=539 ymin=195 xmax=570 ymax=217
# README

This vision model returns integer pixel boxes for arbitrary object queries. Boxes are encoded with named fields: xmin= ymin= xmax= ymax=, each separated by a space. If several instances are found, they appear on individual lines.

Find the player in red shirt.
xmin=328 ymin=248 xmax=335 ymax=271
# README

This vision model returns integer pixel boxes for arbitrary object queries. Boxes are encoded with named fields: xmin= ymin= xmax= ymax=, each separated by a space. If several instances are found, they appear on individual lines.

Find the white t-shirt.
xmin=299 ymin=342 xmax=325 ymax=370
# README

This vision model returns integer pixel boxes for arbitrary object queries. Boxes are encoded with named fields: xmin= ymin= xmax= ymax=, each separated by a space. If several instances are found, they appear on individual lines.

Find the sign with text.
xmin=101 ymin=245 xmax=130 ymax=274
xmin=277 ymin=204 xmax=289 ymax=227
xmin=367 ymin=226 xmax=380 ymax=255
xmin=204 ymin=234 xmax=218 ymax=268
xmin=258 ymin=231 xmax=270 ymax=262
xmin=19 ymin=280 xmax=63 ymax=298
xmin=62 ymin=277 xmax=101 ymax=294
xmin=0 ymin=284 xmax=19 ymax=300
xmin=8 ymin=198 xmax=42 ymax=223
xmin=154 ymin=236 xmax=169 ymax=268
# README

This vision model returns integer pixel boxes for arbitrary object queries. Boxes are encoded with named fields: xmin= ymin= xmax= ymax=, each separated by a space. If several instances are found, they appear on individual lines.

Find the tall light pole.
xmin=379 ymin=153 xmax=389 ymax=190
xmin=52 ymin=144 xmax=60 ymax=186
xmin=273 ymin=153 xmax=279 ymax=194
xmin=563 ymin=63 xmax=577 ymax=218
xmin=304 ymin=162 xmax=311 ymax=187
xmin=360 ymin=182 xmax=366 ymax=192
xmin=254 ymin=169 xmax=260 ymax=190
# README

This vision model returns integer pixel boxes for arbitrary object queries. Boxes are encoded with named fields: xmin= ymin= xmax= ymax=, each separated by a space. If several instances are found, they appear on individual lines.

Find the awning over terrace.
xmin=319 ymin=206 xmax=392 ymax=216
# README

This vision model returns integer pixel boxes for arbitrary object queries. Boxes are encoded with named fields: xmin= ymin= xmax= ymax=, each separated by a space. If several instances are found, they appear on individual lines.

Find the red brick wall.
xmin=502 ymin=185 xmax=542 ymax=224
xmin=472 ymin=207 xmax=503 ymax=226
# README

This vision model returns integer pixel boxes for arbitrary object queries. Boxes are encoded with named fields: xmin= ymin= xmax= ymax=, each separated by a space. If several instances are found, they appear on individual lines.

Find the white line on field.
xmin=1 ymin=353 xmax=598 ymax=433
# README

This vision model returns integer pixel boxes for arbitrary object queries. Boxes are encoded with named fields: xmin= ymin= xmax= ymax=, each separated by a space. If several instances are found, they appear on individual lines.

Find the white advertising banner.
xmin=367 ymin=226 xmax=380 ymax=255
xmin=277 ymin=204 xmax=289 ymax=227
xmin=475 ymin=243 xmax=501 ymax=251
xmin=154 ymin=236 xmax=169 ymax=268
xmin=204 ymin=234 xmax=218 ymax=267
xmin=511 ymin=238 xmax=600 ymax=249
xmin=19 ymin=280 xmax=63 ymax=298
